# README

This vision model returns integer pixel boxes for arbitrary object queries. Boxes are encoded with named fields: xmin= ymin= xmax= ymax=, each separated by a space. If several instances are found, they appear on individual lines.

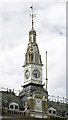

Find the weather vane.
xmin=30 ymin=5 xmax=36 ymax=29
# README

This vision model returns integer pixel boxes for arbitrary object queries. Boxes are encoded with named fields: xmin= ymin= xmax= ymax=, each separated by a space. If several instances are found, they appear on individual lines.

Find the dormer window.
xmin=9 ymin=102 xmax=19 ymax=111
xmin=48 ymin=107 xmax=56 ymax=116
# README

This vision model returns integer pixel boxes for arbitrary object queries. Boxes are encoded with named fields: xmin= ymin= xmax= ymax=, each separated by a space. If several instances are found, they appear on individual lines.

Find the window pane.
xmin=53 ymin=111 xmax=56 ymax=114
xmin=10 ymin=105 xmax=13 ymax=109
xmin=15 ymin=105 xmax=18 ymax=109
xmin=49 ymin=110 xmax=51 ymax=113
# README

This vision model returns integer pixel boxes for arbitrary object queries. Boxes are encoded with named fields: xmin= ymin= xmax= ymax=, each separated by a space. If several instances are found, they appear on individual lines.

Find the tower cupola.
xmin=29 ymin=28 xmax=36 ymax=43
xmin=23 ymin=5 xmax=42 ymax=66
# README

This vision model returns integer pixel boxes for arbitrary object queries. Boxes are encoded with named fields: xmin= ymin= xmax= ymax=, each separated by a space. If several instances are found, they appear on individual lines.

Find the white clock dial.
xmin=25 ymin=70 xmax=30 ymax=79
xmin=32 ymin=69 xmax=40 ymax=78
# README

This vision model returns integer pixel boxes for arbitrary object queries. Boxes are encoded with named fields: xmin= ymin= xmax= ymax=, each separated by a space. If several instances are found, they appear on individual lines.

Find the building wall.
xmin=1 ymin=90 xmax=68 ymax=118
xmin=0 ymin=91 xmax=2 ymax=115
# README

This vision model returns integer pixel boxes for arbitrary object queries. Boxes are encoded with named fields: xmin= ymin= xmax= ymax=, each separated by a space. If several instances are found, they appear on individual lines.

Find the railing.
xmin=3 ymin=109 xmax=30 ymax=117
xmin=0 ymin=87 xmax=20 ymax=95
xmin=3 ymin=109 xmax=67 ymax=120
xmin=48 ymin=95 xmax=68 ymax=104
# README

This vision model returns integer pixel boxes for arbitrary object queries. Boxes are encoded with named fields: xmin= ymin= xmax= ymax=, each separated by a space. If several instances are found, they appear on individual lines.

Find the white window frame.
xmin=9 ymin=102 xmax=19 ymax=111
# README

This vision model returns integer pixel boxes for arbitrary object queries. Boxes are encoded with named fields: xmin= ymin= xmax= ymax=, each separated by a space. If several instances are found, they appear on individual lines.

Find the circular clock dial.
xmin=32 ymin=69 xmax=40 ymax=78
xmin=25 ymin=70 xmax=30 ymax=79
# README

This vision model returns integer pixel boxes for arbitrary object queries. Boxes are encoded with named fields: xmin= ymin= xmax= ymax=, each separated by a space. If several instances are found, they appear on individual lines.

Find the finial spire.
xmin=30 ymin=5 xmax=36 ymax=29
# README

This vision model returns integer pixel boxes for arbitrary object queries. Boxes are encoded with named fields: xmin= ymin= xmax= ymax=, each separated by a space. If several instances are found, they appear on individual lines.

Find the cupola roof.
xmin=29 ymin=28 xmax=36 ymax=36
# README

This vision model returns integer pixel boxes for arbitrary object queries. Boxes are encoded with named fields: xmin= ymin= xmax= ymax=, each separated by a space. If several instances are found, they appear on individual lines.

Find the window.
xmin=15 ymin=105 xmax=18 ymax=109
xmin=49 ymin=110 xmax=51 ymax=114
xmin=66 ymin=112 xmax=68 ymax=116
xmin=10 ymin=105 xmax=13 ymax=109
xmin=53 ymin=111 xmax=56 ymax=114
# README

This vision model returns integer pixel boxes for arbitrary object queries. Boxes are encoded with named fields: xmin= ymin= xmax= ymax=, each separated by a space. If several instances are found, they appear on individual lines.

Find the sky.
xmin=0 ymin=0 xmax=66 ymax=98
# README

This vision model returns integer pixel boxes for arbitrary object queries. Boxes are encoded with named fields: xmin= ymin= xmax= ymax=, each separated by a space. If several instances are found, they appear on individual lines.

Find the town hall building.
xmin=0 ymin=6 xmax=68 ymax=120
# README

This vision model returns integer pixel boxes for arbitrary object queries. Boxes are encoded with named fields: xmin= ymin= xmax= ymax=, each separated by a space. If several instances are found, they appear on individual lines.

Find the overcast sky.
xmin=0 ymin=0 xmax=66 ymax=98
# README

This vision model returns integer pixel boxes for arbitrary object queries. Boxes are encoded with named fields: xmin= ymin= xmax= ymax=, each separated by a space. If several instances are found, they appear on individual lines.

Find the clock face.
xmin=32 ymin=69 xmax=40 ymax=79
xmin=25 ymin=70 xmax=30 ymax=79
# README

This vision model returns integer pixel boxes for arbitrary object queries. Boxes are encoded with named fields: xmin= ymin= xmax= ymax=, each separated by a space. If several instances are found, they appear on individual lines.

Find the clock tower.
xmin=23 ymin=23 xmax=43 ymax=86
xmin=19 ymin=6 xmax=48 ymax=118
